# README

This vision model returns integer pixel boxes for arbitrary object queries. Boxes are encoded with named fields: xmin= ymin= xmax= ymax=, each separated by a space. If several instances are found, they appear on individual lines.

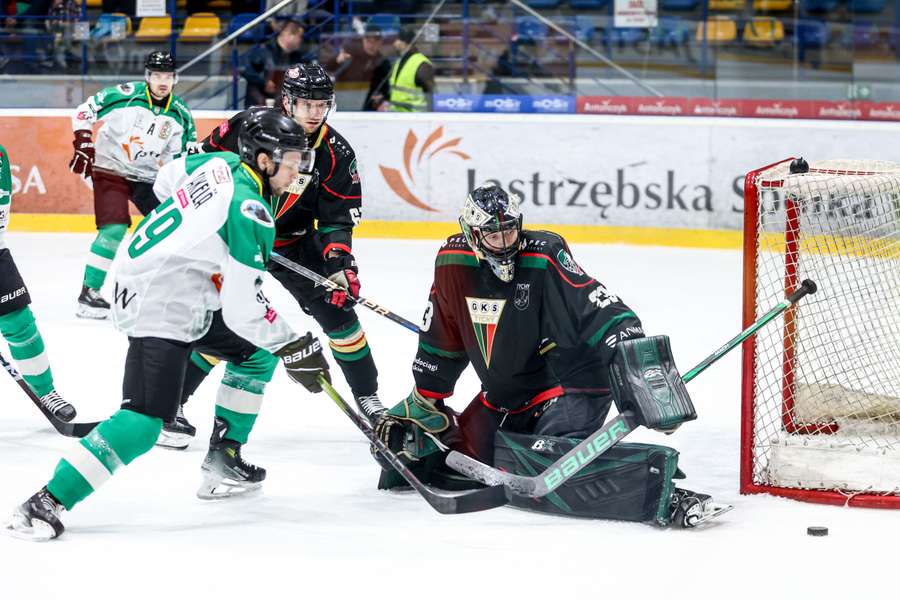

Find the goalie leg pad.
xmin=493 ymin=431 xmax=680 ymax=523
xmin=610 ymin=335 xmax=696 ymax=432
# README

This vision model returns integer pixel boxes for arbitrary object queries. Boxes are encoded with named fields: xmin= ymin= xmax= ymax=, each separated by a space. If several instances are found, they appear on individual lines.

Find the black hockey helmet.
xmin=145 ymin=50 xmax=175 ymax=72
xmin=238 ymin=107 xmax=314 ymax=178
xmin=459 ymin=185 xmax=524 ymax=283
xmin=281 ymin=62 xmax=335 ymax=120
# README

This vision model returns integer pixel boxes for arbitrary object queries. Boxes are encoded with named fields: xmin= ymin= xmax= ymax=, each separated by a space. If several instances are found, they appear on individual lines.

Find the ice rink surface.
xmin=0 ymin=233 xmax=895 ymax=599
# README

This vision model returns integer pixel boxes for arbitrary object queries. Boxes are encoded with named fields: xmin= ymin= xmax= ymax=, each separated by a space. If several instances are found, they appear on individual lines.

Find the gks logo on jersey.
xmin=379 ymin=126 xmax=470 ymax=213
xmin=466 ymin=297 xmax=506 ymax=367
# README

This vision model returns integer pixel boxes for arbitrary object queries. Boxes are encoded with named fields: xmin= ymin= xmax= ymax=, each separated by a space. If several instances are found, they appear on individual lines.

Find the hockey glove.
xmin=275 ymin=333 xmax=331 ymax=393
xmin=324 ymin=251 xmax=360 ymax=310
xmin=373 ymin=389 xmax=450 ymax=463
xmin=69 ymin=130 xmax=94 ymax=179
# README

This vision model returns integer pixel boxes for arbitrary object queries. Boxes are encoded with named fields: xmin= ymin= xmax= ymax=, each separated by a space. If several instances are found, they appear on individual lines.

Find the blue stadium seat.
xmin=367 ymin=13 xmax=401 ymax=35
xmin=842 ymin=21 xmax=881 ymax=48
xmin=602 ymin=26 xmax=647 ymax=45
xmin=227 ymin=13 xmax=264 ymax=43
xmin=650 ymin=16 xmax=690 ymax=45
xmin=568 ymin=0 xmax=610 ymax=9
xmin=848 ymin=0 xmax=887 ymax=13
xmin=553 ymin=16 xmax=598 ymax=43
xmin=524 ymin=0 xmax=561 ymax=7
xmin=795 ymin=20 xmax=830 ymax=47
xmin=516 ymin=16 xmax=549 ymax=41
xmin=800 ymin=0 xmax=840 ymax=11
xmin=661 ymin=0 xmax=700 ymax=9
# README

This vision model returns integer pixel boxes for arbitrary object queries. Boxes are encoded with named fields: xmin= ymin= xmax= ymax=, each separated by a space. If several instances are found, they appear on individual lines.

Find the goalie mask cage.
xmin=742 ymin=157 xmax=900 ymax=508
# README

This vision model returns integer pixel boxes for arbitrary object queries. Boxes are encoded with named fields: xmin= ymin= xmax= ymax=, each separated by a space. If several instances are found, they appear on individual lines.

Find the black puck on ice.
xmin=807 ymin=526 xmax=828 ymax=537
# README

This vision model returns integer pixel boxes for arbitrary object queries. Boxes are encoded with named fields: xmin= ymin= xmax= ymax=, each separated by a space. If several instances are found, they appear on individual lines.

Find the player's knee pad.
xmin=610 ymin=335 xmax=697 ymax=432
xmin=92 ymin=408 xmax=163 ymax=465
xmin=0 ymin=305 xmax=35 ymax=340
xmin=493 ymin=430 xmax=684 ymax=523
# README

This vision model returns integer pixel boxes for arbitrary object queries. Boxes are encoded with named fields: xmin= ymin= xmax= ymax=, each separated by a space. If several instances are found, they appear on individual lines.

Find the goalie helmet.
xmin=238 ymin=108 xmax=313 ymax=180
xmin=281 ymin=62 xmax=335 ymax=120
xmin=459 ymin=185 xmax=523 ymax=283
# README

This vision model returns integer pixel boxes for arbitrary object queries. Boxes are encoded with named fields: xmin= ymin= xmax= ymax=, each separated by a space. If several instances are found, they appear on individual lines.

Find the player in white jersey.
xmin=4 ymin=110 xmax=330 ymax=541
xmin=0 ymin=145 xmax=76 ymax=421
xmin=70 ymin=51 xmax=197 ymax=320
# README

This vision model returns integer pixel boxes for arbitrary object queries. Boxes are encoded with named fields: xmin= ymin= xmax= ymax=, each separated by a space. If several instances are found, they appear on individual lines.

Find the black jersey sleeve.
xmin=200 ymin=110 xmax=246 ymax=154
xmin=537 ymin=236 xmax=643 ymax=392
xmin=412 ymin=264 xmax=470 ymax=399
xmin=315 ymin=131 xmax=363 ymax=257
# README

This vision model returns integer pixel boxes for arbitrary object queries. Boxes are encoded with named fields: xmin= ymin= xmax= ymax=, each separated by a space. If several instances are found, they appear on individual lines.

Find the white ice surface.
xmin=0 ymin=233 xmax=896 ymax=599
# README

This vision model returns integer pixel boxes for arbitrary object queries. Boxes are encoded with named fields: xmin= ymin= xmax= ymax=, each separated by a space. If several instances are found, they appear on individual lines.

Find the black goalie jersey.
xmin=200 ymin=108 xmax=361 ymax=255
xmin=413 ymin=231 xmax=644 ymax=412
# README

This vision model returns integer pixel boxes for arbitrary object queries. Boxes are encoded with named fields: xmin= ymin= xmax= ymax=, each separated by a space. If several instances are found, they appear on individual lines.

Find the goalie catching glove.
xmin=373 ymin=389 xmax=452 ymax=464
xmin=274 ymin=333 xmax=331 ymax=393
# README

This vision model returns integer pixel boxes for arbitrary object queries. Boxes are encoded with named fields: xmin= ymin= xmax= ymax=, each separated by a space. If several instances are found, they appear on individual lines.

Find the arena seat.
xmin=796 ymin=19 xmax=830 ymax=48
xmin=661 ymin=0 xmax=700 ymax=9
xmin=134 ymin=16 xmax=172 ymax=42
xmin=848 ymin=0 xmax=887 ymax=13
xmin=800 ymin=0 xmax=840 ymax=11
xmin=91 ymin=13 xmax=132 ymax=41
xmin=743 ymin=17 xmax=785 ymax=45
xmin=179 ymin=13 xmax=221 ymax=42
xmin=227 ymin=13 xmax=265 ymax=43
xmin=568 ymin=0 xmax=610 ymax=8
xmin=753 ymin=0 xmax=792 ymax=9
xmin=650 ymin=16 xmax=691 ymax=46
xmin=708 ymin=0 xmax=746 ymax=10
xmin=696 ymin=17 xmax=737 ymax=44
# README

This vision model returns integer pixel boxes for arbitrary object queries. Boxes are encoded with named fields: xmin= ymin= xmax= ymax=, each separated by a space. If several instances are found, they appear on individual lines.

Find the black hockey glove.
xmin=275 ymin=333 xmax=331 ymax=393
xmin=69 ymin=130 xmax=94 ymax=179
xmin=324 ymin=250 xmax=360 ymax=310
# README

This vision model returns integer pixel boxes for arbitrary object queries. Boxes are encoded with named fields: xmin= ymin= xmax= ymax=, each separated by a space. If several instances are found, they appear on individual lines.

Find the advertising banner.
xmin=3 ymin=111 xmax=900 ymax=234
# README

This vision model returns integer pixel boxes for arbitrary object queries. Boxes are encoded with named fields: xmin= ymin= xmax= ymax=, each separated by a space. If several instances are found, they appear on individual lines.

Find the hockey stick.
xmin=318 ymin=375 xmax=508 ymax=515
xmin=0 ymin=350 xmax=99 ymax=438
xmin=270 ymin=252 xmax=420 ymax=334
xmin=446 ymin=279 xmax=819 ymax=498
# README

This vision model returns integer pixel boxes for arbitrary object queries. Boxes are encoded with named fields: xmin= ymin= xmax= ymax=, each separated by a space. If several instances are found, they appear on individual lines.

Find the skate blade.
xmin=692 ymin=503 xmax=734 ymax=527
xmin=196 ymin=476 xmax=262 ymax=501
xmin=3 ymin=515 xmax=57 ymax=542
xmin=76 ymin=304 xmax=109 ymax=320
xmin=155 ymin=430 xmax=193 ymax=451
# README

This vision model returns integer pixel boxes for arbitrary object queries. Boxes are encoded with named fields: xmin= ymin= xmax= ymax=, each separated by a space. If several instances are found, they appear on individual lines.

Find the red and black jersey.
xmin=414 ymin=231 xmax=643 ymax=413
xmin=200 ymin=109 xmax=362 ymax=258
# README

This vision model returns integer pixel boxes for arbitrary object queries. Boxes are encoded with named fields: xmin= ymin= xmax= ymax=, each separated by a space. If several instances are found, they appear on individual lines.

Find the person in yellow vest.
xmin=387 ymin=27 xmax=434 ymax=112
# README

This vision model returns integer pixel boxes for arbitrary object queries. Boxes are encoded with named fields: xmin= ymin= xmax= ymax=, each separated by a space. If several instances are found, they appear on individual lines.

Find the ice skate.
xmin=3 ymin=487 xmax=65 ymax=541
xmin=669 ymin=488 xmax=733 ymax=528
xmin=354 ymin=393 xmax=385 ymax=424
xmin=76 ymin=285 xmax=110 ymax=320
xmin=156 ymin=404 xmax=196 ymax=450
xmin=38 ymin=390 xmax=76 ymax=422
xmin=197 ymin=418 xmax=265 ymax=500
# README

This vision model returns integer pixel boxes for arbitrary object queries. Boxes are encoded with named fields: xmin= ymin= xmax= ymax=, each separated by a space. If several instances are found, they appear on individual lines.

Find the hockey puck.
xmin=807 ymin=526 xmax=828 ymax=537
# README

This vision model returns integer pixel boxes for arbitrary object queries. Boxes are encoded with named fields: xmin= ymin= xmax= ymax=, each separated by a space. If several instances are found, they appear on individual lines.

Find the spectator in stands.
xmin=386 ymin=25 xmax=433 ymax=112
xmin=323 ymin=24 xmax=391 ymax=111
xmin=483 ymin=37 xmax=551 ymax=96
xmin=240 ymin=17 xmax=314 ymax=108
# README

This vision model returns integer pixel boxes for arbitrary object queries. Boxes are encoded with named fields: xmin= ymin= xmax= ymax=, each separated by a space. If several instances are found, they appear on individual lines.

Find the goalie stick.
xmin=318 ymin=376 xmax=508 ymax=515
xmin=269 ymin=252 xmax=421 ymax=334
xmin=446 ymin=279 xmax=819 ymax=498
xmin=0 ymin=350 xmax=99 ymax=438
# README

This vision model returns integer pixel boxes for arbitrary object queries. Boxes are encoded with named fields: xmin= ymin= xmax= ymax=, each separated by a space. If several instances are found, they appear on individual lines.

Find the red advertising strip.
xmin=578 ymin=96 xmax=900 ymax=122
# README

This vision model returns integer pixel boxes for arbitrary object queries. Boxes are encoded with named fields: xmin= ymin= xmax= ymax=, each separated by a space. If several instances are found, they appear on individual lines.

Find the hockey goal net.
xmin=742 ymin=157 xmax=900 ymax=508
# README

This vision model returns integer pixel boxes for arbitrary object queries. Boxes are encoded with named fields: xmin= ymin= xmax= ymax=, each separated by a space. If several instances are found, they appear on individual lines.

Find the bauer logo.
xmin=542 ymin=418 xmax=629 ymax=491
xmin=379 ymin=126 xmax=471 ymax=213
xmin=433 ymin=94 xmax=478 ymax=112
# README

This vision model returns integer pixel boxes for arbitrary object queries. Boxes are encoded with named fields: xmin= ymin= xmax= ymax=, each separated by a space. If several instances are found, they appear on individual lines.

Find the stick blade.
xmin=424 ymin=484 xmax=509 ymax=515
xmin=446 ymin=451 xmax=539 ymax=497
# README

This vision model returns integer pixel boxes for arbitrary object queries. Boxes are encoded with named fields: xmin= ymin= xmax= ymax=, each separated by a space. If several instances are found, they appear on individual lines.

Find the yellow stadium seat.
xmin=753 ymin=0 xmax=792 ymax=9
xmin=86 ymin=0 xmax=101 ymax=7
xmin=743 ymin=17 xmax=785 ymax=45
xmin=135 ymin=16 xmax=173 ymax=42
xmin=179 ymin=12 xmax=221 ymax=42
xmin=208 ymin=0 xmax=231 ymax=7
xmin=708 ymin=0 xmax=745 ymax=9
xmin=696 ymin=17 xmax=737 ymax=44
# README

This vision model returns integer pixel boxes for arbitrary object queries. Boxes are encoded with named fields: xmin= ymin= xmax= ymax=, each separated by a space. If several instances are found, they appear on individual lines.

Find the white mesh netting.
xmin=749 ymin=159 xmax=900 ymax=497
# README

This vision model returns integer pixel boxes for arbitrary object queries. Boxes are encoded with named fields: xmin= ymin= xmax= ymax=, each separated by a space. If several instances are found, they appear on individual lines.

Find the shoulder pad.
xmin=521 ymin=230 xmax=565 ymax=255
xmin=239 ymin=199 xmax=274 ymax=228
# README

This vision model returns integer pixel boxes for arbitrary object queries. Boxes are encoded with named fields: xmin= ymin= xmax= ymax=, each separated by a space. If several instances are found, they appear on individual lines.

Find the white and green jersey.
xmin=0 ymin=144 xmax=12 ymax=250
xmin=72 ymin=81 xmax=196 ymax=182
xmin=110 ymin=152 xmax=297 ymax=353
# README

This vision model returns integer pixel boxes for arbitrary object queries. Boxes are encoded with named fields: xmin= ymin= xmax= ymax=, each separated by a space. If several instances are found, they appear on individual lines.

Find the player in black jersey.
xmin=158 ymin=63 xmax=383 ymax=451
xmin=373 ymin=185 xmax=729 ymax=527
